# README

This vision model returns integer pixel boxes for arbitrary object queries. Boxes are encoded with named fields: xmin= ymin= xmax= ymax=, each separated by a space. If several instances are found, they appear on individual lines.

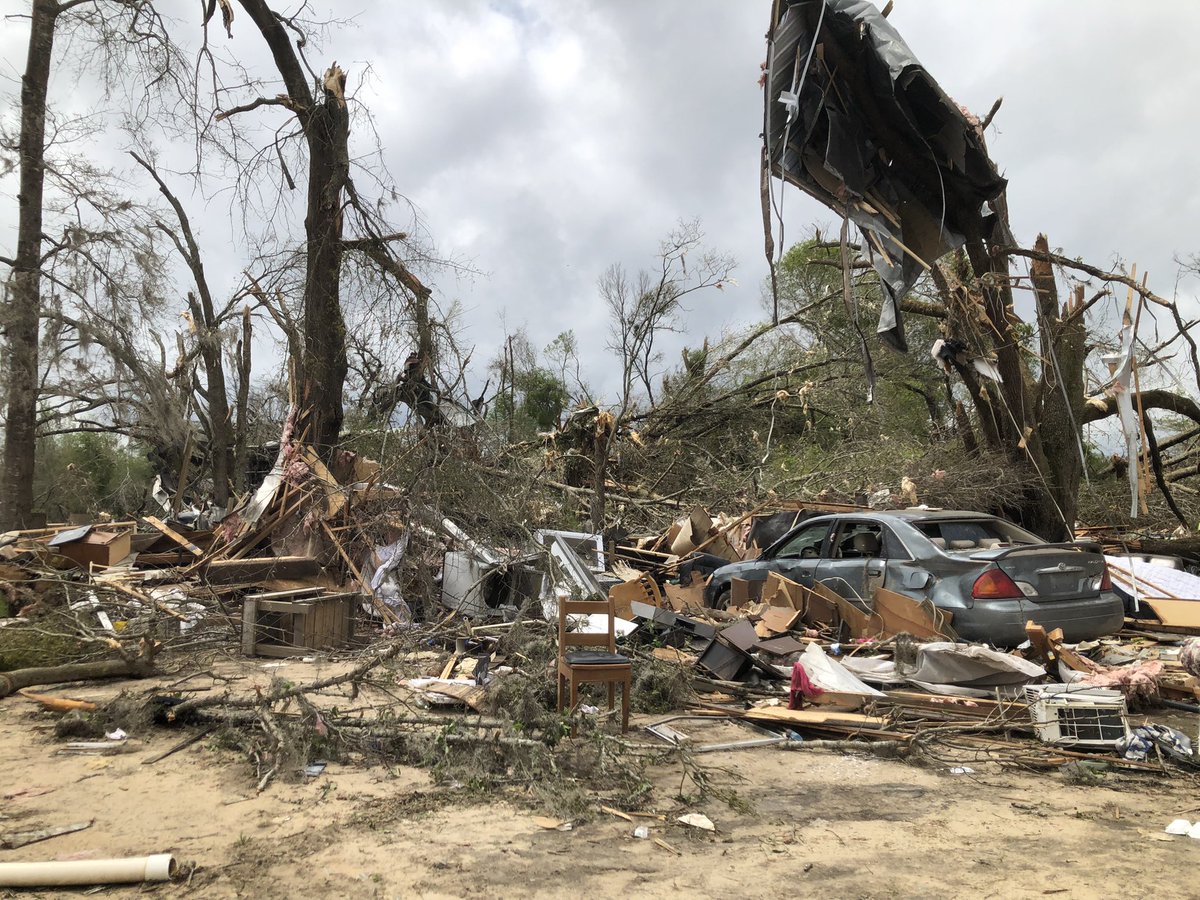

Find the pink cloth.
xmin=788 ymin=661 xmax=824 ymax=709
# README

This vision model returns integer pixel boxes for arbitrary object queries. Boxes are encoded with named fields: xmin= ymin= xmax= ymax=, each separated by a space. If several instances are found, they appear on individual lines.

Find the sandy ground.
xmin=3 ymin=660 xmax=1200 ymax=899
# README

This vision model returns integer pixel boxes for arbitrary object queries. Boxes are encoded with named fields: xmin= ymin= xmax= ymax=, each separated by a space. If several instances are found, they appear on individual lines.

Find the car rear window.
xmin=917 ymin=519 xmax=1038 ymax=552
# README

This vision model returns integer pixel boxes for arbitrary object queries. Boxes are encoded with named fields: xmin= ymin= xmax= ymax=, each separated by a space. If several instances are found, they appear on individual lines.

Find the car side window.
xmin=833 ymin=522 xmax=884 ymax=559
xmin=881 ymin=526 xmax=911 ymax=560
xmin=775 ymin=522 xmax=831 ymax=559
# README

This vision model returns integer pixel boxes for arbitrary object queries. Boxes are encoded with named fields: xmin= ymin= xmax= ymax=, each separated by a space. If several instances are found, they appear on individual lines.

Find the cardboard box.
xmin=56 ymin=530 xmax=132 ymax=569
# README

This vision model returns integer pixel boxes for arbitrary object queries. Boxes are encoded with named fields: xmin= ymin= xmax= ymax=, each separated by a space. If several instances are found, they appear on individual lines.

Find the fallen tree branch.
xmin=0 ymin=641 xmax=158 ymax=698
xmin=171 ymin=640 xmax=411 ymax=715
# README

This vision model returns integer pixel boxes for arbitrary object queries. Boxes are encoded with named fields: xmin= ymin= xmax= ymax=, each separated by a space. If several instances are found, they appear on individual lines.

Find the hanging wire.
xmin=766 ymin=1 xmax=828 ymax=324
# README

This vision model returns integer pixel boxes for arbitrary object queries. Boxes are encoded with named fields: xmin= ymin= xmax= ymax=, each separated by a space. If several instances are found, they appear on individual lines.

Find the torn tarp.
xmin=765 ymin=0 xmax=1007 ymax=350
xmin=901 ymin=641 xmax=1045 ymax=688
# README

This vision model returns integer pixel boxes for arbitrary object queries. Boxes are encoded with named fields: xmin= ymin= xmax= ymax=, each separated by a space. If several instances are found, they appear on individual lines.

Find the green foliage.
xmin=516 ymin=367 xmax=569 ymax=431
xmin=0 ymin=624 xmax=88 ymax=672
xmin=32 ymin=433 xmax=155 ymax=519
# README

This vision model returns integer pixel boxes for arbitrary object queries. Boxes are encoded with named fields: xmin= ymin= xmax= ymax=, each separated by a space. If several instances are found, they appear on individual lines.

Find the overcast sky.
xmin=2 ymin=0 xmax=1199 ymax=409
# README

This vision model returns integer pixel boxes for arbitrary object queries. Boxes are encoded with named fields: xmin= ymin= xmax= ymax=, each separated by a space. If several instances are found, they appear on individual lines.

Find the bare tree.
xmin=0 ymin=0 xmax=175 ymax=529
xmin=587 ymin=220 xmax=734 ymax=527
xmin=0 ymin=0 xmax=59 ymax=529
xmin=130 ymin=151 xmax=236 ymax=507
xmin=602 ymin=219 xmax=735 ymax=415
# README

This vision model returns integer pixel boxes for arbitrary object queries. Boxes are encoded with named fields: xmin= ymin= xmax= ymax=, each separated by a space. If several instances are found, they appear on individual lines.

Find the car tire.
xmin=708 ymin=584 xmax=731 ymax=611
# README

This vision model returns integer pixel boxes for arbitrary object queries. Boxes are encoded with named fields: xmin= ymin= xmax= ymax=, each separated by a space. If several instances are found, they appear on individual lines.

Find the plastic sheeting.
xmin=901 ymin=641 xmax=1045 ymax=687
xmin=794 ymin=642 xmax=886 ymax=696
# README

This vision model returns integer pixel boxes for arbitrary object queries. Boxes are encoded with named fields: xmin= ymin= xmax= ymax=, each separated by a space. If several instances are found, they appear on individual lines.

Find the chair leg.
xmin=569 ymin=676 xmax=579 ymax=737
xmin=621 ymin=673 xmax=630 ymax=733
xmin=607 ymin=681 xmax=615 ymax=713
xmin=556 ymin=671 xmax=564 ymax=714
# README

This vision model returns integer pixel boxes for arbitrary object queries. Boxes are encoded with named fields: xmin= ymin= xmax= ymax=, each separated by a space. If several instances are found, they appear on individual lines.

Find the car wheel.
xmin=708 ymin=584 xmax=731 ymax=611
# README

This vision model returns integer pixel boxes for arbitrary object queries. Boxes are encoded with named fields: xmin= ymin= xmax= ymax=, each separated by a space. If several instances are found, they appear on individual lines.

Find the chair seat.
xmin=565 ymin=650 xmax=630 ymax=667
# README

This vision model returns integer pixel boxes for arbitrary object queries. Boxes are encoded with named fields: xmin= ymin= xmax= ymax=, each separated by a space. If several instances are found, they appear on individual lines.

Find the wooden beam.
xmin=142 ymin=516 xmax=203 ymax=556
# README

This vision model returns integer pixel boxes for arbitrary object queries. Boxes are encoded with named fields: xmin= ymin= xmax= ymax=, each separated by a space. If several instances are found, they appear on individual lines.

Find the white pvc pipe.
xmin=0 ymin=854 xmax=176 ymax=887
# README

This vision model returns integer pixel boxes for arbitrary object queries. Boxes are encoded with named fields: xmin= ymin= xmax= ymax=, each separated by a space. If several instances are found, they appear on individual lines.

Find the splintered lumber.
xmin=203 ymin=555 xmax=320 ymax=585
xmin=416 ymin=681 xmax=488 ymax=712
xmin=319 ymin=520 xmax=399 ymax=625
xmin=17 ymin=689 xmax=98 ymax=712
xmin=183 ymin=488 xmax=310 ymax=574
xmin=141 ymin=516 xmax=203 ymax=556
xmin=1024 ymin=621 xmax=1093 ymax=672
xmin=299 ymin=447 xmax=349 ymax=518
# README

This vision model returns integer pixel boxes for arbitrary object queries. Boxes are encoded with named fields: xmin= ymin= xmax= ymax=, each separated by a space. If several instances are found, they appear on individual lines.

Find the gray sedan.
xmin=704 ymin=510 xmax=1124 ymax=646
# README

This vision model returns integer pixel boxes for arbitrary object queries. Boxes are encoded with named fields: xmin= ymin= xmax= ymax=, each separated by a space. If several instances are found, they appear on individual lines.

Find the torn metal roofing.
xmin=764 ymin=0 xmax=1007 ymax=351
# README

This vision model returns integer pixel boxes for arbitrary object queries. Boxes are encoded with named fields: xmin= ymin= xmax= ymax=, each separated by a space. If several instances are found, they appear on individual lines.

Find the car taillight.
xmin=1099 ymin=564 xmax=1112 ymax=591
xmin=972 ymin=568 xmax=1023 ymax=600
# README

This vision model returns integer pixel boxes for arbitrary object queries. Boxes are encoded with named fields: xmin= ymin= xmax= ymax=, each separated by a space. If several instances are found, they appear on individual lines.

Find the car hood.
xmin=713 ymin=559 xmax=772 ymax=579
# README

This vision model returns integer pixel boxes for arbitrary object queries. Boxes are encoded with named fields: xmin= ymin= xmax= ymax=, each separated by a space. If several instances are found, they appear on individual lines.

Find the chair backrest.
xmin=557 ymin=595 xmax=617 ymax=655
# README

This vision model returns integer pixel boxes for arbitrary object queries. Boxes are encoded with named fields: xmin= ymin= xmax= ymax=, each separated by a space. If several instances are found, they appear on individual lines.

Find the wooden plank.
xmin=241 ymin=597 xmax=258 ymax=657
xmin=141 ymin=516 xmax=203 ymax=556
xmin=320 ymin=519 xmax=398 ymax=625
xmin=1143 ymin=598 xmax=1200 ymax=630
xmin=1025 ymin=621 xmax=1094 ymax=672
xmin=204 ymin=555 xmax=320 ymax=585
xmin=418 ymin=681 xmax=488 ymax=712
xmin=743 ymin=707 xmax=889 ymax=729
xmin=300 ymin=447 xmax=349 ymax=519
xmin=257 ymin=599 xmax=313 ymax=615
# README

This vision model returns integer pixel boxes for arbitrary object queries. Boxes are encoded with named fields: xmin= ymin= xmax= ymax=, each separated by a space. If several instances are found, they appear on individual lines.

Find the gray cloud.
xmin=2 ymin=0 xmax=1198 ymax=408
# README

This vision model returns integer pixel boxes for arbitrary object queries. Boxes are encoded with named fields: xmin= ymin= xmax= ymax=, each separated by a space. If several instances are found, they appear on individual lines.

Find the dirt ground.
xmin=3 ymin=658 xmax=1199 ymax=899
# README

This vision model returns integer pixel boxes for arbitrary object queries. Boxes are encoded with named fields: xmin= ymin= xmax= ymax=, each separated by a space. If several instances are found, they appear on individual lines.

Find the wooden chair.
xmin=556 ymin=596 xmax=632 ymax=733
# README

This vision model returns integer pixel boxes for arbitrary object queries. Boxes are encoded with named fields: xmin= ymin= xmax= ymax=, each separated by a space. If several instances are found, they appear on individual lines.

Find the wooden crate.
xmin=241 ymin=589 xmax=357 ymax=657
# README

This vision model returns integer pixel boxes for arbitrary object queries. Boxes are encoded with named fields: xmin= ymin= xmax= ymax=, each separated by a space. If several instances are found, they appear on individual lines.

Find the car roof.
xmin=806 ymin=509 xmax=1000 ymax=523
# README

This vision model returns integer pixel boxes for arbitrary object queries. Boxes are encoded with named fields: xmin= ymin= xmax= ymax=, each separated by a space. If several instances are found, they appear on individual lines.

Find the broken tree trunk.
xmin=233 ymin=305 xmax=253 ymax=494
xmin=1025 ymin=234 xmax=1088 ymax=539
xmin=234 ymin=0 xmax=350 ymax=456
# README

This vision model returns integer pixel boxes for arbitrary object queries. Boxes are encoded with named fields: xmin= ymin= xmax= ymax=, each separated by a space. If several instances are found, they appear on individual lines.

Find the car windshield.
xmin=916 ymin=518 xmax=1039 ymax=552
xmin=773 ymin=521 xmax=831 ymax=558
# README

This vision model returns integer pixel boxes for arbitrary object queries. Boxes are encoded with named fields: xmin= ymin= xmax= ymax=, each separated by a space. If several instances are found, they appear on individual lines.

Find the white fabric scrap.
xmin=797 ymin=643 xmax=886 ymax=696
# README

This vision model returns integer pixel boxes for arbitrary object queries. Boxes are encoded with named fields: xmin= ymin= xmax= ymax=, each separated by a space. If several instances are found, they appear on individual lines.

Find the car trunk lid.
xmin=970 ymin=543 xmax=1104 ymax=601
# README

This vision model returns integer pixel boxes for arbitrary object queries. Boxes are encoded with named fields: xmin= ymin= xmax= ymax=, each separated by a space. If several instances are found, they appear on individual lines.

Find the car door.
xmin=765 ymin=519 xmax=834 ymax=587
xmin=816 ymin=520 xmax=886 ymax=610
